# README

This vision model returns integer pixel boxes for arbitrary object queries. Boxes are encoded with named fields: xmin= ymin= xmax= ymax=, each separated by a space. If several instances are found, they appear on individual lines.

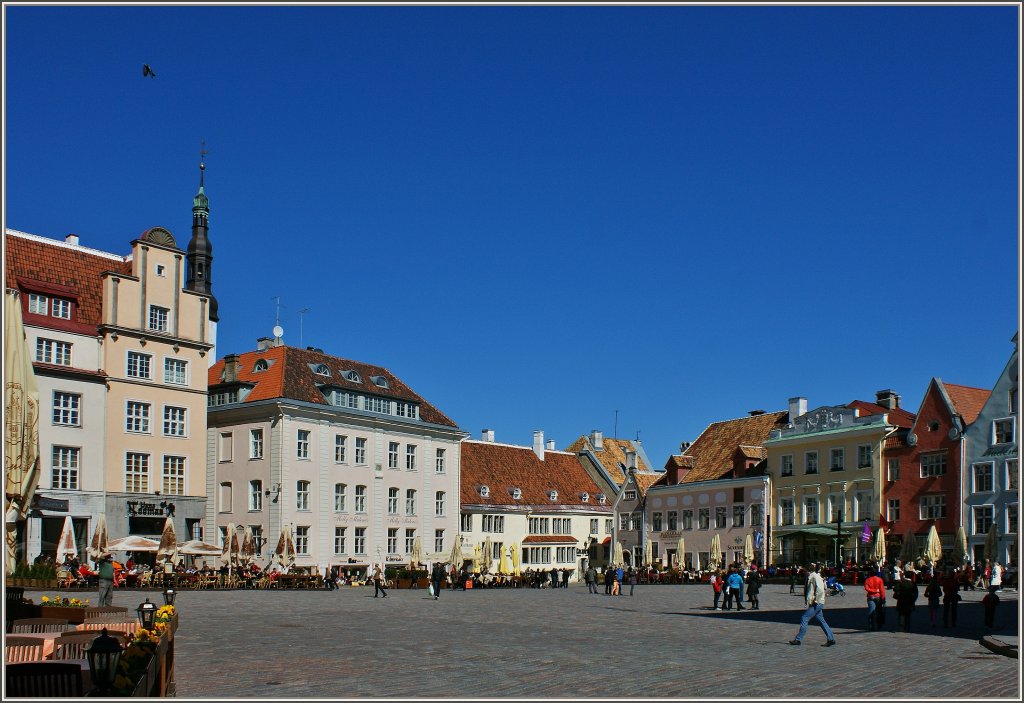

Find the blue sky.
xmin=4 ymin=4 xmax=1020 ymax=467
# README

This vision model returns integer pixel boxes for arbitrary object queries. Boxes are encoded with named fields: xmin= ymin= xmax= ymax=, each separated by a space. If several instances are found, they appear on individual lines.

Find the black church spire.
xmin=186 ymin=142 xmax=218 ymax=322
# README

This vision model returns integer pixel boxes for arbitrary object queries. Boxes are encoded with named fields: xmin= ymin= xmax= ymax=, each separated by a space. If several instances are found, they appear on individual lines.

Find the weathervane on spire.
xmin=199 ymin=139 xmax=208 ymax=186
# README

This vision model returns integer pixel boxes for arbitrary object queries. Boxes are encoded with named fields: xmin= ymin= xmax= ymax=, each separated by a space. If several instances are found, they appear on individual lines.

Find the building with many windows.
xmin=963 ymin=333 xmax=1019 ymax=566
xmin=206 ymin=341 xmax=465 ymax=574
xmin=459 ymin=431 xmax=612 ymax=581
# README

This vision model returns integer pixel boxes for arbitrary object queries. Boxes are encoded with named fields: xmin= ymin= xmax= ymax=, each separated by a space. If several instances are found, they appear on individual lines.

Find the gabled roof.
xmin=460 ymin=440 xmax=610 ymax=511
xmin=679 ymin=411 xmax=790 ymax=484
xmin=564 ymin=435 xmax=658 ymax=484
xmin=207 ymin=346 xmax=458 ymax=427
xmin=5 ymin=229 xmax=132 ymax=330
xmin=846 ymin=400 xmax=916 ymax=428
xmin=941 ymin=382 xmax=991 ymax=426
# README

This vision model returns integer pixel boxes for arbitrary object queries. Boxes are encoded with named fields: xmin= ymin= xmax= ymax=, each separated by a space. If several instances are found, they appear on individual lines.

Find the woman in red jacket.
xmin=863 ymin=570 xmax=886 ymax=631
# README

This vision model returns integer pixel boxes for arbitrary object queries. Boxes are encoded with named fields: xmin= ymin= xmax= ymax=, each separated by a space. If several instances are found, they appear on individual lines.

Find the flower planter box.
xmin=40 ymin=605 xmax=87 ymax=623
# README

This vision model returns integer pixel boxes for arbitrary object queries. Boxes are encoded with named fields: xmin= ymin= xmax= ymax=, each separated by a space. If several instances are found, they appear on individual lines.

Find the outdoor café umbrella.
xmin=177 ymin=539 xmax=222 ymax=556
xmin=482 ymin=536 xmax=493 ymax=573
xmin=4 ymin=290 xmax=41 ymax=575
xmin=644 ymin=539 xmax=653 ymax=567
xmin=954 ymin=525 xmax=970 ymax=564
xmin=924 ymin=524 xmax=943 ymax=567
xmin=240 ymin=529 xmax=255 ymax=564
xmin=89 ymin=514 xmax=109 ymax=561
xmin=223 ymin=522 xmax=238 ymax=575
xmin=157 ymin=517 xmax=177 ymax=564
xmin=447 ymin=536 xmax=462 ymax=571
xmin=511 ymin=542 xmax=521 ymax=576
xmin=411 ymin=535 xmax=423 ymax=568
xmin=498 ymin=545 xmax=510 ymax=575
xmin=472 ymin=543 xmax=482 ymax=573
xmin=106 ymin=535 xmax=160 ymax=552
xmin=284 ymin=526 xmax=296 ymax=566
xmin=898 ymin=528 xmax=917 ymax=564
xmin=709 ymin=533 xmax=723 ymax=569
xmin=613 ymin=540 xmax=624 ymax=567
xmin=56 ymin=515 xmax=77 ymax=564
xmin=872 ymin=528 xmax=886 ymax=565
xmin=984 ymin=522 xmax=1000 ymax=562
xmin=675 ymin=536 xmax=686 ymax=569
xmin=743 ymin=533 xmax=755 ymax=566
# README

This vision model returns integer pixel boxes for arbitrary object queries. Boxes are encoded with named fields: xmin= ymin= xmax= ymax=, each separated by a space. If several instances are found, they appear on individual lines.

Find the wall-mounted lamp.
xmin=264 ymin=483 xmax=282 ymax=503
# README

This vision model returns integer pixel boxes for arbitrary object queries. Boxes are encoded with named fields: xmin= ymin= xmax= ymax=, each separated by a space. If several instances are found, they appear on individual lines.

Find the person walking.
xmin=604 ymin=567 xmax=613 ymax=595
xmin=430 ymin=561 xmax=446 ymax=600
xmin=615 ymin=565 xmax=624 ymax=596
xmin=863 ymin=570 xmax=886 ymax=630
xmin=627 ymin=567 xmax=637 ymax=596
xmin=585 ymin=565 xmax=598 ymax=594
xmin=727 ymin=567 xmax=745 ymax=610
xmin=97 ymin=553 xmax=115 ymax=606
xmin=942 ymin=568 xmax=961 ymax=628
xmin=924 ymin=576 xmax=941 ymax=627
xmin=989 ymin=561 xmax=1003 ymax=594
xmin=561 ymin=568 xmax=570 ymax=589
xmin=789 ymin=563 xmax=836 ymax=647
xmin=711 ymin=569 xmax=723 ymax=610
xmin=789 ymin=566 xmax=799 ymax=594
xmin=893 ymin=572 xmax=919 ymax=632
xmin=746 ymin=565 xmax=762 ymax=610
xmin=372 ymin=563 xmax=388 ymax=598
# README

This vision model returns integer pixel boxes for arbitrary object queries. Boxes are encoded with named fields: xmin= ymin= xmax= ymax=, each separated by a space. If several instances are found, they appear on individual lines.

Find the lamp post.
xmin=137 ymin=597 xmax=157 ymax=631
xmin=86 ymin=628 xmax=123 ymax=696
xmin=162 ymin=585 xmax=176 ymax=606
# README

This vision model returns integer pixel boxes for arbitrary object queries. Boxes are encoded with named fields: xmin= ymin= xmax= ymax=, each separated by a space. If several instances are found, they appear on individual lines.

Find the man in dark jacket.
xmin=430 ymin=562 xmax=446 ymax=600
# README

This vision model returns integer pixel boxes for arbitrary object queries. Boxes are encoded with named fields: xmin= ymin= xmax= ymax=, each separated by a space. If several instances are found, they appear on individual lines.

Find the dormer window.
xmin=549 ymin=490 xmax=558 ymax=501
xmin=312 ymin=363 xmax=331 ymax=377
xmin=342 ymin=370 xmax=362 ymax=383
xmin=480 ymin=485 xmax=490 ymax=498
xmin=512 ymin=487 xmax=522 ymax=500
xmin=581 ymin=492 xmax=589 ymax=503
xmin=253 ymin=359 xmax=270 ymax=372
xmin=597 ymin=494 xmax=606 ymax=504
xmin=370 ymin=375 xmax=389 ymax=389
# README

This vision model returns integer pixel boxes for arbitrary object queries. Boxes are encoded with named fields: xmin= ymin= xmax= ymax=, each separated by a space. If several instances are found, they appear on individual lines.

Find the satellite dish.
xmin=273 ymin=325 xmax=284 ymax=338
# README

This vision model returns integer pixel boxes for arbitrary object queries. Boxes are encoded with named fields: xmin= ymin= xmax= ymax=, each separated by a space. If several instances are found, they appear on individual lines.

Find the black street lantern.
xmin=137 ymin=597 xmax=157 ymax=630
xmin=162 ymin=585 xmax=176 ymax=606
xmin=86 ymin=628 xmax=123 ymax=695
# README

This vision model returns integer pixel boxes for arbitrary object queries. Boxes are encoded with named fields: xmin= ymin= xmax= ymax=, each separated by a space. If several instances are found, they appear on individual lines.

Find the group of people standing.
xmin=708 ymin=564 xmax=761 ymax=610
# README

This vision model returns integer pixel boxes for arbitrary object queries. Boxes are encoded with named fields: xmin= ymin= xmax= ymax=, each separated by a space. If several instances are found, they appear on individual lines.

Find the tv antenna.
xmin=272 ymin=296 xmax=284 ymax=340
xmin=298 ymin=308 xmax=310 ymax=348
xmin=614 ymin=410 xmax=619 ymax=439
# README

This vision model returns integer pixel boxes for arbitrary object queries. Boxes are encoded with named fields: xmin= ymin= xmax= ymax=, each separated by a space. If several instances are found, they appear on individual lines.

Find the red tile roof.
xmin=846 ymin=400 xmax=916 ymax=428
xmin=207 ymin=346 xmax=458 ymax=427
xmin=679 ymin=411 xmax=790 ymax=484
xmin=564 ymin=435 xmax=657 ymax=484
xmin=5 ymin=230 xmax=131 ymax=330
xmin=460 ymin=440 xmax=611 ymax=511
xmin=942 ymin=383 xmax=991 ymax=426
xmin=522 ymin=535 xmax=579 ymax=544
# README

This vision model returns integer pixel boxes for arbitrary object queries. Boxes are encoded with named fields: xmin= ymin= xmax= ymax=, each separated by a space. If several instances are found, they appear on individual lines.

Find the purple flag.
xmin=860 ymin=520 xmax=872 ymax=543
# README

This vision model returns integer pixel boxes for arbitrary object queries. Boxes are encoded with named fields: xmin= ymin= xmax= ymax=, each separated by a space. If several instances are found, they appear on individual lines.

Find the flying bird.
xmin=143 ymin=64 xmax=156 ymax=78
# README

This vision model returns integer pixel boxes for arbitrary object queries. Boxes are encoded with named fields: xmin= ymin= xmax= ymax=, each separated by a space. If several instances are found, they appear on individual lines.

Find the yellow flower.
xmin=41 ymin=596 xmax=50 ymax=603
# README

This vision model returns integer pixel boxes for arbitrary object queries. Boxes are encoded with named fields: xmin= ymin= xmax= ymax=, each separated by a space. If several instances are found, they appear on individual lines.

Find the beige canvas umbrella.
xmin=872 ymin=528 xmax=886 ymax=564
xmin=56 ymin=515 xmax=77 ymax=564
xmin=284 ymin=526 xmax=296 ymax=565
xmin=4 ymin=291 xmax=41 ymax=574
xmin=613 ymin=540 xmax=624 ymax=567
xmin=240 ymin=529 xmax=255 ymax=563
xmin=472 ymin=543 xmax=482 ymax=573
xmin=223 ymin=522 xmax=238 ymax=572
xmin=984 ymin=522 xmax=1000 ymax=562
xmin=411 ymin=535 xmax=423 ymax=567
xmin=954 ymin=525 xmax=970 ymax=564
xmin=482 ymin=536 xmax=493 ymax=573
xmin=498 ymin=545 xmax=510 ymax=574
xmin=675 ymin=536 xmax=686 ymax=569
xmin=89 ymin=514 xmax=108 ymax=561
xmin=177 ymin=539 xmax=222 ymax=556
xmin=709 ymin=533 xmax=723 ymax=569
xmin=447 ymin=535 xmax=462 ymax=570
xmin=743 ymin=533 xmax=755 ymax=565
xmin=157 ymin=517 xmax=177 ymax=563
xmin=898 ymin=528 xmax=917 ymax=564
xmin=924 ymin=525 xmax=943 ymax=567
xmin=644 ymin=539 xmax=653 ymax=567
xmin=510 ymin=542 xmax=520 ymax=576
xmin=106 ymin=535 xmax=161 ymax=552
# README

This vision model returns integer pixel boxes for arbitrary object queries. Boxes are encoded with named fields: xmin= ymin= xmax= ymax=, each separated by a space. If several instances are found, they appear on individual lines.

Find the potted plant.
xmin=395 ymin=568 xmax=413 ymax=589
xmin=38 ymin=595 xmax=89 ymax=623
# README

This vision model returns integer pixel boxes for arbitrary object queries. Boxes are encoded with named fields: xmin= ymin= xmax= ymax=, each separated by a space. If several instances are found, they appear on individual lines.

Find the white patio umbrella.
xmin=924 ymin=525 xmax=943 ymax=567
xmin=223 ymin=522 xmax=237 ymax=576
xmin=482 ymin=536 xmax=493 ymax=573
xmin=447 ymin=535 xmax=463 ymax=571
xmin=56 ymin=515 xmax=77 ymax=564
xmin=613 ymin=540 xmax=624 ymax=567
xmin=954 ymin=525 xmax=970 ymax=564
xmin=872 ymin=528 xmax=886 ymax=565
xmin=675 ymin=536 xmax=686 ymax=569
xmin=106 ymin=535 xmax=161 ymax=552
xmin=498 ymin=545 xmax=510 ymax=575
xmin=510 ymin=543 xmax=521 ymax=576
xmin=644 ymin=539 xmax=653 ymax=567
xmin=177 ymin=539 xmax=222 ymax=556
xmin=472 ymin=543 xmax=482 ymax=573
xmin=156 ymin=517 xmax=177 ymax=564
xmin=89 ymin=514 xmax=108 ymax=561
xmin=410 ymin=535 xmax=423 ymax=568
xmin=709 ymin=533 xmax=723 ymax=570
xmin=743 ymin=533 xmax=755 ymax=566
xmin=240 ymin=529 xmax=255 ymax=564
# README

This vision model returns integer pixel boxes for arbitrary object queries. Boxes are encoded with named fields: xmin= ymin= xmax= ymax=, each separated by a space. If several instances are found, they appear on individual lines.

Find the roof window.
xmin=370 ymin=375 xmax=389 ymax=389
xmin=341 ymin=370 xmax=362 ymax=383
xmin=311 ymin=363 xmax=331 ymax=377
xmin=253 ymin=359 xmax=270 ymax=372
xmin=480 ymin=485 xmax=490 ymax=498
xmin=512 ymin=487 xmax=522 ymax=500
xmin=581 ymin=492 xmax=589 ymax=503
xmin=597 ymin=494 xmax=606 ymax=504
xmin=549 ymin=490 xmax=558 ymax=501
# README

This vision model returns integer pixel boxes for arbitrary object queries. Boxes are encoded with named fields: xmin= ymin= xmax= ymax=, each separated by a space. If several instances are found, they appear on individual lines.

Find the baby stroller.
xmin=825 ymin=575 xmax=846 ymax=597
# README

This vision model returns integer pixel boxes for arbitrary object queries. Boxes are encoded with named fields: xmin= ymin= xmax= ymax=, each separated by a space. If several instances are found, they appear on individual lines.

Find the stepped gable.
xmin=5 ymin=230 xmax=131 ymax=330
xmin=680 ymin=410 xmax=789 ymax=484
xmin=207 ymin=346 xmax=457 ymax=427
xmin=460 ymin=440 xmax=608 ymax=510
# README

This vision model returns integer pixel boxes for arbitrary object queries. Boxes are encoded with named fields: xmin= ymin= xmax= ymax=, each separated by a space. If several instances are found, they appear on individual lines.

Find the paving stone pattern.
xmin=107 ymin=584 xmax=1019 ymax=699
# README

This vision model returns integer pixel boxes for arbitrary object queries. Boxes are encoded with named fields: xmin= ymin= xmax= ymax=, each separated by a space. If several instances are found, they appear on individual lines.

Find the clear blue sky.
xmin=4 ymin=4 xmax=1020 ymax=467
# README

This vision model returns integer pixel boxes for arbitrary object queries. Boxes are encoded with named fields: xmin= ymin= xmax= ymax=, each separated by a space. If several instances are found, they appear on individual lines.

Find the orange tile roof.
xmin=680 ymin=411 xmax=790 ymax=484
xmin=207 ymin=346 xmax=458 ymax=427
xmin=460 ymin=440 xmax=611 ymax=511
xmin=942 ymin=382 xmax=991 ymax=426
xmin=522 ymin=535 xmax=579 ymax=544
xmin=564 ymin=435 xmax=657 ymax=484
xmin=5 ymin=230 xmax=132 ymax=329
xmin=846 ymin=400 xmax=916 ymax=428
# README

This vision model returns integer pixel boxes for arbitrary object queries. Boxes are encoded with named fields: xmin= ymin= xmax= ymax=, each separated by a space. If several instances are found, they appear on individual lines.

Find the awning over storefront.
xmin=775 ymin=526 xmax=853 ymax=538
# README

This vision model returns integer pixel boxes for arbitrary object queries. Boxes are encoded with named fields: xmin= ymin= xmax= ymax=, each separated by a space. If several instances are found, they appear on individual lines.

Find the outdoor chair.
xmin=59 ymin=629 xmax=129 ymax=642
xmin=84 ymin=606 xmax=129 ymax=621
xmin=79 ymin=620 xmax=137 ymax=634
xmin=11 ymin=618 xmax=72 ymax=633
xmin=5 ymin=636 xmax=45 ymax=662
xmin=53 ymin=632 xmax=126 ymax=660
xmin=5 ymin=661 xmax=84 ymax=697
xmin=56 ymin=568 xmax=75 ymax=589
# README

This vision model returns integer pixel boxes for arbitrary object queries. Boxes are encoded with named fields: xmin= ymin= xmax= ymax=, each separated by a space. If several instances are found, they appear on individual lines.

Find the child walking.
xmin=924 ymin=577 xmax=941 ymax=627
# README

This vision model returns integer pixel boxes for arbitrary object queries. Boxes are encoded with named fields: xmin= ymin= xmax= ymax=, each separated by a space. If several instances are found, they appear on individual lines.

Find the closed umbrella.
xmin=410 ymin=535 xmax=423 ymax=568
xmin=56 ymin=515 xmax=77 ymax=564
xmin=675 ymin=536 xmax=686 ymax=569
xmin=498 ymin=545 xmax=510 ymax=575
xmin=743 ymin=533 xmax=754 ymax=566
xmin=240 ymin=529 xmax=255 ymax=564
xmin=157 ymin=517 xmax=177 ymax=564
xmin=872 ymin=528 xmax=886 ymax=565
xmin=223 ymin=522 xmax=237 ymax=577
xmin=954 ymin=525 xmax=970 ymax=564
xmin=613 ymin=540 xmax=624 ymax=567
xmin=984 ymin=522 xmax=1000 ymax=562
xmin=482 ymin=536 xmax=493 ymax=573
xmin=924 ymin=525 xmax=943 ymax=568
xmin=447 ymin=536 xmax=462 ymax=571
xmin=283 ymin=526 xmax=296 ymax=566
xmin=4 ymin=291 xmax=41 ymax=575
xmin=709 ymin=533 xmax=723 ymax=570
xmin=898 ymin=528 xmax=917 ymax=564
xmin=510 ymin=543 xmax=520 ymax=577
xmin=644 ymin=539 xmax=653 ymax=567
xmin=89 ymin=514 xmax=109 ymax=561
xmin=472 ymin=543 xmax=482 ymax=573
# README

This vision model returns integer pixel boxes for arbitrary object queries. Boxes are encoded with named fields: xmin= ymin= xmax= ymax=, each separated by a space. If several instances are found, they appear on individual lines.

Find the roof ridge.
xmin=462 ymin=439 xmax=574 ymax=455
xmin=6 ymin=228 xmax=127 ymax=263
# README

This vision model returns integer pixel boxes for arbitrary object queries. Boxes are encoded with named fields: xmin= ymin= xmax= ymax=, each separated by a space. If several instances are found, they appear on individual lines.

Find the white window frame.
xmin=805 ymin=451 xmax=818 ymax=474
xmin=435 ymin=491 xmax=445 ymax=517
xmin=335 ymin=435 xmax=347 ymax=463
xmin=162 ymin=455 xmax=186 ymax=495
xmin=434 ymin=529 xmax=445 ymax=554
xmin=249 ymin=480 xmax=263 ymax=511
xmin=1007 ymin=459 xmax=1019 ymax=492
xmin=803 ymin=496 xmax=819 ymax=525
xmin=887 ymin=498 xmax=900 ymax=523
xmin=857 ymin=444 xmax=873 ymax=469
xmin=436 ymin=448 xmax=446 ymax=473
xmin=297 ymin=429 xmax=310 ymax=459
xmin=52 ymin=391 xmax=81 ymax=426
xmin=919 ymin=494 xmax=947 ymax=520
xmin=830 ymin=448 xmax=845 ymax=472
xmin=51 ymin=446 xmax=80 ymax=490
xmin=163 ymin=358 xmax=188 ymax=385
xmin=972 ymin=504 xmax=994 ymax=535
xmin=334 ymin=527 xmax=347 ymax=555
xmin=126 ymin=351 xmax=151 ymax=379
xmin=148 ymin=305 xmax=169 ymax=332
xmin=51 ymin=297 xmax=71 ymax=319
xmin=355 ymin=437 xmax=367 ymax=465
xmin=37 ymin=338 xmax=72 ymax=366
xmin=387 ymin=487 xmax=399 ymax=515
xmin=295 ymin=526 xmax=309 ymax=556
xmin=162 ymin=405 xmax=187 ymax=437
xmin=920 ymin=452 xmax=948 ymax=478
xmin=993 ymin=417 xmax=1015 ymax=445
xmin=405 ymin=489 xmax=416 ymax=516
xmin=334 ymin=483 xmax=347 ymax=512
xmin=854 ymin=490 xmax=872 ymax=522
xmin=779 ymin=499 xmax=794 ymax=526
xmin=406 ymin=444 xmax=417 ymax=471
xmin=125 ymin=452 xmax=150 ymax=493
xmin=355 ymin=485 xmax=367 ymax=513
xmin=125 ymin=400 xmax=151 ymax=434
xmin=780 ymin=454 xmax=793 ymax=477
xmin=388 ymin=442 xmax=399 ymax=469
xmin=886 ymin=458 xmax=900 ymax=481
xmin=250 ymin=429 xmax=264 ymax=460
xmin=28 ymin=293 xmax=48 ymax=315
xmin=354 ymin=527 xmax=366 ymax=555
xmin=973 ymin=462 xmax=994 ymax=493
xmin=296 ymin=480 xmax=310 ymax=511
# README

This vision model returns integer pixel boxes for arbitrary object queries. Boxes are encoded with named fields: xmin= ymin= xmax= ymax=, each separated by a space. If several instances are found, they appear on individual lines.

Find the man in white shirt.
xmin=989 ymin=561 xmax=1003 ymax=594
xmin=789 ymin=563 xmax=837 ymax=647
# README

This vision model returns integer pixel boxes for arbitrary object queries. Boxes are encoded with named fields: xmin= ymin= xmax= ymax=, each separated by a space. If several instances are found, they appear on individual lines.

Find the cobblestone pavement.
xmin=103 ymin=583 xmax=1019 ymax=699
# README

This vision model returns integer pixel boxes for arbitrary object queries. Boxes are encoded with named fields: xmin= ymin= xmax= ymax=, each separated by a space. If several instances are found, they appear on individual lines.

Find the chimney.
xmin=788 ymin=396 xmax=807 ymax=421
xmin=482 ymin=429 xmax=495 ymax=442
xmin=625 ymin=449 xmax=637 ymax=472
xmin=65 ymin=233 xmax=79 ymax=246
xmin=546 ymin=439 xmax=556 ymax=451
xmin=222 ymin=354 xmax=241 ymax=383
xmin=590 ymin=430 xmax=604 ymax=451
xmin=257 ymin=337 xmax=273 ymax=351
xmin=876 ymin=389 xmax=900 ymax=410
xmin=533 ymin=430 xmax=545 ymax=461
xmin=748 ymin=410 xmax=766 ymax=416
xmin=679 ymin=441 xmax=691 ymax=453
